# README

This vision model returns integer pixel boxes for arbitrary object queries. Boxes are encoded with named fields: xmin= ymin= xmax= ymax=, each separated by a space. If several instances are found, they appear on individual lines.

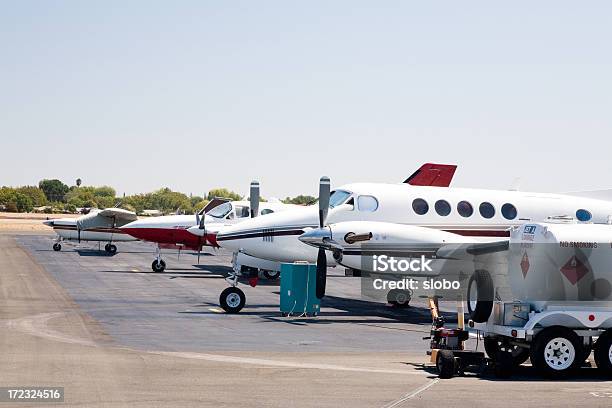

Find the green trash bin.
xmin=280 ymin=262 xmax=320 ymax=316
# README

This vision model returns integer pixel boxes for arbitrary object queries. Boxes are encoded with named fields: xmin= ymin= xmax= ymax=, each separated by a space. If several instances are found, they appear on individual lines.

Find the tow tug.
xmin=423 ymin=297 xmax=514 ymax=379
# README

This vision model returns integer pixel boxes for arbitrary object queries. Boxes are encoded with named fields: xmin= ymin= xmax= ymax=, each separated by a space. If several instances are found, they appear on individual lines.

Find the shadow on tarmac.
xmin=408 ymin=360 xmax=612 ymax=382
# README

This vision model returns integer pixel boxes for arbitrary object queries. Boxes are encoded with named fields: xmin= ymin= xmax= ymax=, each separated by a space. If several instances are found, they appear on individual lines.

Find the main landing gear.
xmin=104 ymin=243 xmax=117 ymax=255
xmin=53 ymin=242 xmax=61 ymax=251
xmin=263 ymin=270 xmax=280 ymax=280
xmin=151 ymin=245 xmax=166 ymax=272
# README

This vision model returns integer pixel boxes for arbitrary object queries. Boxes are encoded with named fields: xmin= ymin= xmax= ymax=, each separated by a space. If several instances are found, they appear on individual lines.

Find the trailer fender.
xmin=524 ymin=311 xmax=612 ymax=334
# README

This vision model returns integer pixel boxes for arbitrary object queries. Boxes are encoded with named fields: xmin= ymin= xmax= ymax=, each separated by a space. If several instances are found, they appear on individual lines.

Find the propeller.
xmin=195 ymin=211 xmax=206 ymax=263
xmin=76 ymin=218 xmax=82 ymax=243
xmin=299 ymin=177 xmax=376 ymax=299
xmin=250 ymin=181 xmax=260 ymax=218
xmin=315 ymin=176 xmax=331 ymax=299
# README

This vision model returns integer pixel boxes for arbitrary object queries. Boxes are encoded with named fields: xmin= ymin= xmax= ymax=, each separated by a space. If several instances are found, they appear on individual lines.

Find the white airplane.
xmin=120 ymin=182 xmax=301 ymax=273
xmin=43 ymin=208 xmax=138 ymax=253
xmin=215 ymin=173 xmax=612 ymax=313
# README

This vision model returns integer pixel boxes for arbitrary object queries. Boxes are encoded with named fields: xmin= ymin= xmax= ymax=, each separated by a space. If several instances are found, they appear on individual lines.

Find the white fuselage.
xmin=216 ymin=183 xmax=612 ymax=264
xmin=45 ymin=218 xmax=136 ymax=242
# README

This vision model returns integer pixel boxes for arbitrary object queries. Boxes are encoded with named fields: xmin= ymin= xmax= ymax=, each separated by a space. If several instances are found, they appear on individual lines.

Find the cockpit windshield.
xmin=206 ymin=202 xmax=232 ymax=219
xmin=329 ymin=190 xmax=352 ymax=208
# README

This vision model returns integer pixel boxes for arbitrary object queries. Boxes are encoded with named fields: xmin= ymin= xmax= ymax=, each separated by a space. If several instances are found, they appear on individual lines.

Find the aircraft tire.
xmin=220 ymin=287 xmax=246 ymax=314
xmin=106 ymin=244 xmax=117 ymax=254
xmin=263 ymin=270 xmax=280 ymax=280
xmin=151 ymin=259 xmax=166 ymax=273
xmin=387 ymin=289 xmax=411 ymax=307
xmin=53 ymin=243 xmax=61 ymax=251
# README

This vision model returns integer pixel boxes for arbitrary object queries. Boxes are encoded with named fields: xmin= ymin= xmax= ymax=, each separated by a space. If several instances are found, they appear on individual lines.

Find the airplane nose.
xmin=298 ymin=227 xmax=342 ymax=252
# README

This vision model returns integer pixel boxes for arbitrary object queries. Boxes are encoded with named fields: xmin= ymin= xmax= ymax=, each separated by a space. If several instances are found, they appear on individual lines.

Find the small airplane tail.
xmin=404 ymin=163 xmax=457 ymax=187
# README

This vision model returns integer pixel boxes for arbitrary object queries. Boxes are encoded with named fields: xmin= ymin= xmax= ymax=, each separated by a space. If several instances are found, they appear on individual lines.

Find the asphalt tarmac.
xmin=1 ymin=233 xmax=611 ymax=407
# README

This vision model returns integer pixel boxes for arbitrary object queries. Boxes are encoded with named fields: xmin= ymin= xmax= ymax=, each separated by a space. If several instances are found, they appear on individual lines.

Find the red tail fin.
xmin=404 ymin=163 xmax=457 ymax=187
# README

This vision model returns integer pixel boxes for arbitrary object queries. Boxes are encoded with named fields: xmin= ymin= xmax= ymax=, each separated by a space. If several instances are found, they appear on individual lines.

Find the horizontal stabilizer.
xmin=404 ymin=163 xmax=457 ymax=187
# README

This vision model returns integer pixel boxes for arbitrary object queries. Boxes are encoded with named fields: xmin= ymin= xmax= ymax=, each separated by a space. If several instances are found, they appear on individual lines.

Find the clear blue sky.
xmin=1 ymin=1 xmax=611 ymax=198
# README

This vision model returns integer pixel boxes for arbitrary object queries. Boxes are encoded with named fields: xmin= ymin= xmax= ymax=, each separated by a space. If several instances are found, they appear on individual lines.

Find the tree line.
xmin=0 ymin=178 xmax=315 ymax=214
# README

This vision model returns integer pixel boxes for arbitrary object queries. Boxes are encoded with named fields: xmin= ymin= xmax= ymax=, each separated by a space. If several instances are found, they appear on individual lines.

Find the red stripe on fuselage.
xmin=121 ymin=227 xmax=220 ymax=249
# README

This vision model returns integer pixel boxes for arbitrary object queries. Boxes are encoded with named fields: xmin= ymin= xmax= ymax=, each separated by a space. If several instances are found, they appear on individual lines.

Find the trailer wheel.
xmin=493 ymin=351 xmax=515 ymax=378
xmin=219 ymin=287 xmax=246 ymax=314
xmin=484 ymin=337 xmax=530 ymax=366
xmin=530 ymin=326 xmax=582 ymax=379
xmin=436 ymin=350 xmax=456 ymax=379
xmin=466 ymin=270 xmax=493 ymax=323
xmin=594 ymin=330 xmax=612 ymax=375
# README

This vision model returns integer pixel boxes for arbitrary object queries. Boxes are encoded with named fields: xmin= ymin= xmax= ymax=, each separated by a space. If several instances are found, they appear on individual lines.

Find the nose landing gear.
xmin=151 ymin=245 xmax=166 ymax=272
xmin=218 ymin=269 xmax=252 ymax=314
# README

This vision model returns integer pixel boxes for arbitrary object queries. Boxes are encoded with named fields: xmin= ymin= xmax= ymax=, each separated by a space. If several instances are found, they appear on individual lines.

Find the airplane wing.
xmin=97 ymin=208 xmax=138 ymax=223
xmin=403 ymin=163 xmax=457 ymax=187
xmin=434 ymin=240 xmax=509 ymax=260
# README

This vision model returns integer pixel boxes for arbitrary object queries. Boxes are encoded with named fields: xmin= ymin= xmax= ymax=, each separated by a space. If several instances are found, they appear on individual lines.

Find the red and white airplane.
xmin=214 ymin=168 xmax=612 ymax=313
xmin=120 ymin=182 xmax=301 ymax=272
xmin=44 ymin=208 xmax=138 ymax=254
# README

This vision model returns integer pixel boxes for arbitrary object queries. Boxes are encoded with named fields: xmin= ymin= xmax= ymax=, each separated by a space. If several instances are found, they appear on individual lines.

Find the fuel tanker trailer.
xmin=468 ymin=219 xmax=612 ymax=378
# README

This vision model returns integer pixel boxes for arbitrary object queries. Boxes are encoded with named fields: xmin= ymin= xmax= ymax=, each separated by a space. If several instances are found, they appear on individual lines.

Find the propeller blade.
xmin=199 ymin=213 xmax=205 ymax=230
xmin=315 ymin=247 xmax=327 ymax=299
xmin=318 ymin=176 xmax=330 ymax=228
xmin=250 ymin=181 xmax=260 ymax=218
xmin=195 ymin=213 xmax=200 ymax=226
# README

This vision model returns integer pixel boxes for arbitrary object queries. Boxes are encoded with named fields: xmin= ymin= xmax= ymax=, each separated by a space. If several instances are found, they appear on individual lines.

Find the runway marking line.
xmin=382 ymin=378 xmax=439 ymax=408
